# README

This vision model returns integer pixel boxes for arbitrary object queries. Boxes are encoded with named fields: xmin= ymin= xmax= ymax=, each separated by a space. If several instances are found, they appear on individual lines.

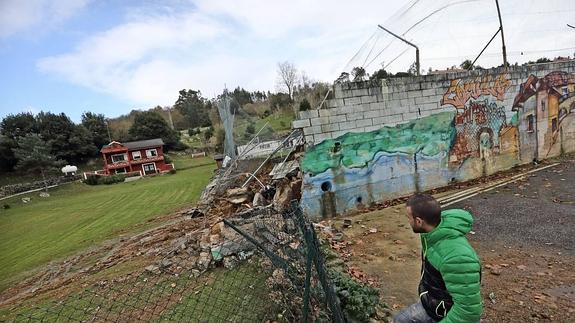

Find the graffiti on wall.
xmin=512 ymin=71 xmax=575 ymax=158
xmin=300 ymin=69 xmax=575 ymax=220
xmin=441 ymin=74 xmax=512 ymax=109
xmin=439 ymin=73 xmax=518 ymax=164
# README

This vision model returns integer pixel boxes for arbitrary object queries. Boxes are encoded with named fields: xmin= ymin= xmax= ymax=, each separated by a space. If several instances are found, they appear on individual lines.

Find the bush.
xmin=299 ymin=98 xmax=311 ymax=111
xmin=329 ymin=269 xmax=380 ymax=322
xmin=188 ymin=128 xmax=197 ymax=136
xmin=164 ymin=155 xmax=173 ymax=164
xmin=83 ymin=175 xmax=100 ymax=186
xmin=3 ymin=204 xmax=10 ymax=210
xmin=99 ymin=174 xmax=125 ymax=185
xmin=168 ymin=169 xmax=177 ymax=174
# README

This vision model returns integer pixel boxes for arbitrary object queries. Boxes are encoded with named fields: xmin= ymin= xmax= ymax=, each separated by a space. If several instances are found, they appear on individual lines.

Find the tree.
xmin=460 ymin=59 xmax=473 ymax=70
xmin=351 ymin=67 xmax=367 ymax=82
xmin=174 ymin=89 xmax=211 ymax=129
xmin=13 ymin=134 xmax=62 ymax=192
xmin=0 ymin=113 xmax=36 ymax=172
xmin=129 ymin=111 xmax=184 ymax=151
xmin=369 ymin=68 xmax=390 ymax=81
xmin=0 ymin=112 xmax=37 ymax=140
xmin=0 ymin=135 xmax=17 ymax=172
xmin=36 ymin=112 xmax=96 ymax=163
xmin=81 ymin=112 xmax=109 ymax=149
xmin=268 ymin=93 xmax=292 ymax=110
xmin=276 ymin=61 xmax=298 ymax=100
xmin=243 ymin=124 xmax=256 ymax=140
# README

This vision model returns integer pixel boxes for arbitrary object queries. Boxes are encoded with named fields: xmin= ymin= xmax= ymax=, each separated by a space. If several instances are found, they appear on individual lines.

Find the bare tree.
xmin=276 ymin=61 xmax=298 ymax=99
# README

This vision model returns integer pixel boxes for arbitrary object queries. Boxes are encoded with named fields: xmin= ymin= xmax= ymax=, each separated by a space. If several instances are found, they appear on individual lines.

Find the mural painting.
xmin=440 ymin=73 xmax=518 ymax=169
xmin=300 ymin=70 xmax=575 ymax=220
xmin=300 ymin=112 xmax=457 ymax=218
xmin=512 ymin=71 xmax=575 ymax=160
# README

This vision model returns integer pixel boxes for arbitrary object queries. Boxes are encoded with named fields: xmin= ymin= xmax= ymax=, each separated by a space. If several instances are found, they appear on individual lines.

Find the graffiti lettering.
xmin=442 ymin=74 xmax=512 ymax=109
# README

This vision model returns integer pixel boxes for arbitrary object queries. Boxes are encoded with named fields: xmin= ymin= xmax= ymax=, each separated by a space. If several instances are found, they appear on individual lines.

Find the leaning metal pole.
xmin=494 ymin=0 xmax=508 ymax=67
xmin=377 ymin=24 xmax=420 ymax=76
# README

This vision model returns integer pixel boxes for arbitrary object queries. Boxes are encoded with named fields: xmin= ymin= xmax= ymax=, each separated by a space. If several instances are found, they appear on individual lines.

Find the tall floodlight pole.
xmin=105 ymin=120 xmax=112 ymax=142
xmin=377 ymin=25 xmax=420 ymax=76
xmin=495 ymin=0 xmax=508 ymax=67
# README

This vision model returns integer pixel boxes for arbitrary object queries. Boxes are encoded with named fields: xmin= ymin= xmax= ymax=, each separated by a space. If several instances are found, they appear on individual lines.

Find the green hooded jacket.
xmin=419 ymin=209 xmax=482 ymax=322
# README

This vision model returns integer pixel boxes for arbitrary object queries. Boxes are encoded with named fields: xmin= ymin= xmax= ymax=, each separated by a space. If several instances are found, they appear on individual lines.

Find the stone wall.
xmin=294 ymin=60 xmax=575 ymax=219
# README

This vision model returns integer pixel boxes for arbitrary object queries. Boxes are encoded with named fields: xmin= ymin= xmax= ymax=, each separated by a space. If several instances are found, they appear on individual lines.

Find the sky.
xmin=1 ymin=0 xmax=574 ymax=122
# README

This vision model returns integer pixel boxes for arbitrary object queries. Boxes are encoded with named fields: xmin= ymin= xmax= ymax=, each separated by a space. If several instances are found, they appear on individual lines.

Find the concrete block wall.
xmin=296 ymin=60 xmax=575 ymax=219
xmin=293 ymin=61 xmax=575 ymax=145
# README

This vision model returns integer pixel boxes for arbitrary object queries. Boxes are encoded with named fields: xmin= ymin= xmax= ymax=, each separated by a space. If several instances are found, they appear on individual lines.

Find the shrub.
xmin=99 ymin=174 xmax=125 ymax=185
xmin=299 ymin=98 xmax=311 ymax=111
xmin=168 ymin=169 xmax=177 ymax=174
xmin=329 ymin=269 xmax=380 ymax=322
xmin=164 ymin=155 xmax=173 ymax=164
xmin=83 ymin=175 xmax=100 ymax=186
xmin=2 ymin=204 xmax=10 ymax=209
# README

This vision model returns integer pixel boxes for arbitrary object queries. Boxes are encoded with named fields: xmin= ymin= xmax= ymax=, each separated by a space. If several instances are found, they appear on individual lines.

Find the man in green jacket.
xmin=394 ymin=193 xmax=483 ymax=322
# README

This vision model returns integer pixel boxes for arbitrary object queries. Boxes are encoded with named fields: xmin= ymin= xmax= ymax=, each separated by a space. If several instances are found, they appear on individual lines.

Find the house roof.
xmin=101 ymin=138 xmax=164 ymax=152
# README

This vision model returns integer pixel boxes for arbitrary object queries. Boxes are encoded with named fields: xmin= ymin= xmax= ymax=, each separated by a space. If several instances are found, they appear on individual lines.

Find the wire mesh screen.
xmin=13 ymin=204 xmax=344 ymax=322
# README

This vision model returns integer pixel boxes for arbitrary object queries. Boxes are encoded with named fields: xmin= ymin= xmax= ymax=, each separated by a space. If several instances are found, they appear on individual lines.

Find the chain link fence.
xmin=13 ymin=202 xmax=350 ymax=322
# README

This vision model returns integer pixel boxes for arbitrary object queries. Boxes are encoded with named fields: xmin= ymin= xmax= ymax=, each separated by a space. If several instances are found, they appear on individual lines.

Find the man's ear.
xmin=414 ymin=216 xmax=424 ymax=226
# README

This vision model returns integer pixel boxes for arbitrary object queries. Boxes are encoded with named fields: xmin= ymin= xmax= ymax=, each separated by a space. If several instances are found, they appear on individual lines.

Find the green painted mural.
xmin=301 ymin=111 xmax=456 ymax=175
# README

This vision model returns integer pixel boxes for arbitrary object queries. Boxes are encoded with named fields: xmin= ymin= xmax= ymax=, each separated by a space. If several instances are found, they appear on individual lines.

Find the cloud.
xmin=35 ymin=0 xmax=575 ymax=111
xmin=0 ymin=0 xmax=90 ymax=38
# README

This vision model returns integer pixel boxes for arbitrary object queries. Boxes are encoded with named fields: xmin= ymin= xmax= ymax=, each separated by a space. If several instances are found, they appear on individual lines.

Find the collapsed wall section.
xmin=293 ymin=61 xmax=575 ymax=219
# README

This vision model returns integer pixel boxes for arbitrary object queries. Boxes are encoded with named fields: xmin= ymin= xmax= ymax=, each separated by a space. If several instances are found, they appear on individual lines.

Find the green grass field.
xmin=0 ymin=155 xmax=215 ymax=292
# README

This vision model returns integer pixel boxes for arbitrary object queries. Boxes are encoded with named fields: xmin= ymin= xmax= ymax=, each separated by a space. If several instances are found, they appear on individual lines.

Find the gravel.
xmin=446 ymin=159 xmax=575 ymax=255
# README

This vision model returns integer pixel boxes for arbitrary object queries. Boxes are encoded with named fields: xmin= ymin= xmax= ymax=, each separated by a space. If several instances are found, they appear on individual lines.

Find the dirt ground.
xmin=329 ymin=158 xmax=575 ymax=322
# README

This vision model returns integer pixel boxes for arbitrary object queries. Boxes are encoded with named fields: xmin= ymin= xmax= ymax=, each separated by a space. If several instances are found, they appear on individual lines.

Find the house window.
xmin=115 ymin=168 xmax=127 ymax=174
xmin=552 ymin=118 xmax=558 ymax=132
xmin=132 ymin=151 xmax=141 ymax=160
xmin=111 ymin=154 xmax=126 ymax=163
xmin=142 ymin=163 xmax=156 ymax=175
xmin=527 ymin=114 xmax=534 ymax=132
xmin=146 ymin=149 xmax=158 ymax=158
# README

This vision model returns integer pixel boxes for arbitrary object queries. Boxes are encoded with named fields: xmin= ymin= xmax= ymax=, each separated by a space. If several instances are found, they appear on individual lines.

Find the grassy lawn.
xmin=0 ymin=155 xmax=215 ymax=292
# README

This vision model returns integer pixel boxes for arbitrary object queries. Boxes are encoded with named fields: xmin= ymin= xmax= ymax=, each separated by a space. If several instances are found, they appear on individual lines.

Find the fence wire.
xmin=12 ymin=203 xmax=344 ymax=322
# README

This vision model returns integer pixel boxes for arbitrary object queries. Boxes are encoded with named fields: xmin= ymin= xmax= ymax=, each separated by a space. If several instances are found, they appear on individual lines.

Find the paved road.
xmin=447 ymin=159 xmax=575 ymax=255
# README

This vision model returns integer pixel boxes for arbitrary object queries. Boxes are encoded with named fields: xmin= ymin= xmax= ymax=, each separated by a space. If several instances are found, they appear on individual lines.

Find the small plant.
xmin=329 ymin=269 xmax=380 ymax=322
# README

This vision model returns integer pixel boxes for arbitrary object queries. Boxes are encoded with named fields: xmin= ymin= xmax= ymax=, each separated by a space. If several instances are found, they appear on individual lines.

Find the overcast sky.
xmin=1 ymin=0 xmax=574 ymax=122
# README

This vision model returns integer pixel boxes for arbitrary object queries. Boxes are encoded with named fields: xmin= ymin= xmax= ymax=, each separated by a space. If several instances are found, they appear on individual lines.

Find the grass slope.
xmin=0 ymin=156 xmax=215 ymax=291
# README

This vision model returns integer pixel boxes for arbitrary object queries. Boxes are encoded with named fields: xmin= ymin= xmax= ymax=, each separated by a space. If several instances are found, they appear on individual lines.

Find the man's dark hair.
xmin=406 ymin=193 xmax=441 ymax=226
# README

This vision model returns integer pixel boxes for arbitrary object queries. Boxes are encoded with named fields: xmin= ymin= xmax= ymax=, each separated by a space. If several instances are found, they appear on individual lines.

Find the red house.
xmin=100 ymin=139 xmax=174 ymax=176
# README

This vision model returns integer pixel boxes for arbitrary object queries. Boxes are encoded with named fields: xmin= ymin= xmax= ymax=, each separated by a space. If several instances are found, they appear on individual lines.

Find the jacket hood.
xmin=422 ymin=209 xmax=474 ymax=246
